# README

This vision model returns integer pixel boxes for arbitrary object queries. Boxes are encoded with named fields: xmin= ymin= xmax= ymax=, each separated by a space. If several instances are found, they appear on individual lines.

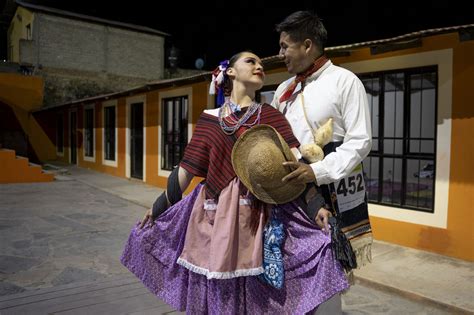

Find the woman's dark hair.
xmin=275 ymin=11 xmax=327 ymax=51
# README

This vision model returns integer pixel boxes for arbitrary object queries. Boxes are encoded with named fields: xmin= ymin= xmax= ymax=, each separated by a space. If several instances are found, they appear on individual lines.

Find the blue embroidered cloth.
xmin=259 ymin=213 xmax=285 ymax=289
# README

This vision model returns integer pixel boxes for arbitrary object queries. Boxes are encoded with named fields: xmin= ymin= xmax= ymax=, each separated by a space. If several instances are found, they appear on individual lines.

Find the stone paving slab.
xmin=0 ymin=274 xmax=135 ymax=302
xmin=0 ymin=275 xmax=456 ymax=315
xmin=0 ymin=180 xmax=144 ymax=294
xmin=54 ymin=291 xmax=177 ymax=315
xmin=0 ymin=276 xmax=138 ymax=307
xmin=354 ymin=241 xmax=474 ymax=313
xmin=342 ymin=280 xmax=461 ymax=315
xmin=0 ymin=275 xmax=183 ymax=315
xmin=1 ymin=284 xmax=146 ymax=314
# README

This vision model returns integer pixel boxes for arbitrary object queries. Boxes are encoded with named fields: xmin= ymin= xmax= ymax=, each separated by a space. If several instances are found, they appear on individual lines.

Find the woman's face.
xmin=228 ymin=52 xmax=265 ymax=90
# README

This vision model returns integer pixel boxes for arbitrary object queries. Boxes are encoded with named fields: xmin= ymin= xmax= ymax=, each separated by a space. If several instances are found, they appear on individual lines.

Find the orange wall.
xmin=445 ymin=38 xmax=474 ymax=260
xmin=76 ymin=100 xmax=127 ymax=177
xmin=0 ymin=73 xmax=43 ymax=111
xmin=144 ymin=91 xmax=163 ymax=187
xmin=328 ymin=33 xmax=474 ymax=261
xmin=145 ymin=82 xmax=209 ymax=193
xmin=2 ymin=73 xmax=58 ymax=161
xmin=64 ymin=81 xmax=210 ymax=193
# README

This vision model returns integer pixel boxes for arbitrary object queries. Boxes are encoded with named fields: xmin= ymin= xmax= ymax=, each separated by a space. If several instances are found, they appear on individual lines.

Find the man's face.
xmin=278 ymin=32 xmax=308 ymax=75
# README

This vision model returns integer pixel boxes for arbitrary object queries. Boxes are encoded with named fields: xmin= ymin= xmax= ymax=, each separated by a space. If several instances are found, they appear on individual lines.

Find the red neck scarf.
xmin=279 ymin=55 xmax=329 ymax=103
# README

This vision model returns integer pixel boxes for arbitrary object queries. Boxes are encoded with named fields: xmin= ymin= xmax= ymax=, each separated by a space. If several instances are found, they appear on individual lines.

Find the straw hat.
xmin=231 ymin=124 xmax=306 ymax=204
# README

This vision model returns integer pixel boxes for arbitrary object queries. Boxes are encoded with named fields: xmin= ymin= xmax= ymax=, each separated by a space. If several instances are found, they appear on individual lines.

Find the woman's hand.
xmin=315 ymin=208 xmax=332 ymax=234
xmin=139 ymin=208 xmax=154 ymax=229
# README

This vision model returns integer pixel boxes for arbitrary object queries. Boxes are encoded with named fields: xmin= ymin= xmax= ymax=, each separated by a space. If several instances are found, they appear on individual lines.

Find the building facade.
xmin=30 ymin=26 xmax=474 ymax=261
xmin=7 ymin=0 xmax=169 ymax=106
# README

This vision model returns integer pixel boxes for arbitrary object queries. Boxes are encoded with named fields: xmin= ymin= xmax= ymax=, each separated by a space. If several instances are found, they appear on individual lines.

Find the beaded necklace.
xmin=218 ymin=101 xmax=262 ymax=135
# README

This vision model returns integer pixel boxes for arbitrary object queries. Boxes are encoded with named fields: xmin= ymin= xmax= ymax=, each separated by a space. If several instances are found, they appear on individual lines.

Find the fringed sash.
xmin=321 ymin=142 xmax=373 ymax=274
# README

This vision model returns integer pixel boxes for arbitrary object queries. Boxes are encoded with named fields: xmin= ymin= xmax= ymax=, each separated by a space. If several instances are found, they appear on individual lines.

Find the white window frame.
xmin=102 ymin=100 xmax=118 ymax=167
xmin=158 ymin=87 xmax=193 ymax=178
xmin=83 ymin=104 xmax=96 ymax=162
xmin=341 ymin=49 xmax=452 ymax=229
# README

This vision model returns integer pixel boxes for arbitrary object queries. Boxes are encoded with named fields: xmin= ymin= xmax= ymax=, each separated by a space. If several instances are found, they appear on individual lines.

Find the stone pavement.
xmin=0 ymin=177 xmax=142 ymax=294
xmin=0 ymin=163 xmax=472 ymax=314
xmin=354 ymin=242 xmax=474 ymax=313
xmin=0 ymin=275 xmax=455 ymax=314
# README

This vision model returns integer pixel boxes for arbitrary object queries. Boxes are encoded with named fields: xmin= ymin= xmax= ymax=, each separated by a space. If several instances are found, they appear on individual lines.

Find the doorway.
xmin=70 ymin=111 xmax=77 ymax=164
xmin=130 ymin=102 xmax=143 ymax=179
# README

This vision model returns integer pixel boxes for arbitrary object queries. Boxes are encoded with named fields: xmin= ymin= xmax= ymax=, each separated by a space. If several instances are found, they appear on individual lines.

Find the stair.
xmin=0 ymin=149 xmax=55 ymax=183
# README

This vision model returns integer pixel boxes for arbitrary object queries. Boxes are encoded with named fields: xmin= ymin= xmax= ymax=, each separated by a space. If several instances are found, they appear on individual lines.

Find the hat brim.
xmin=231 ymin=124 xmax=305 ymax=204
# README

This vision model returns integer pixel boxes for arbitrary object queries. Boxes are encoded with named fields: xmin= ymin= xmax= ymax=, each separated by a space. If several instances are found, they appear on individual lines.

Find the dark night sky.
xmin=3 ymin=0 xmax=474 ymax=69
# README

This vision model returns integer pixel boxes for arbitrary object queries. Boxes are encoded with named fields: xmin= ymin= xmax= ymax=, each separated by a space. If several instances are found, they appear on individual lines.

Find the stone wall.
xmin=38 ymin=67 xmax=150 ymax=107
xmin=28 ymin=13 xmax=165 ymax=81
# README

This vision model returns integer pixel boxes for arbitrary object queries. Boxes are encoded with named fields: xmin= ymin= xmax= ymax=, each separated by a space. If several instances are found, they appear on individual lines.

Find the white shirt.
xmin=272 ymin=61 xmax=372 ymax=185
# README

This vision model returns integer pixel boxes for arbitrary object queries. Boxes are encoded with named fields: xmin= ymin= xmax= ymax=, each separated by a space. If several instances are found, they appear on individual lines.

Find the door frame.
xmin=69 ymin=109 xmax=78 ymax=164
xmin=126 ymin=95 xmax=146 ymax=181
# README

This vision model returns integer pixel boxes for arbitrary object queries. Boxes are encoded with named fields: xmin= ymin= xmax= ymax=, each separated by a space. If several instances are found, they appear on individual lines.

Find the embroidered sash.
xmin=321 ymin=142 xmax=373 ymax=271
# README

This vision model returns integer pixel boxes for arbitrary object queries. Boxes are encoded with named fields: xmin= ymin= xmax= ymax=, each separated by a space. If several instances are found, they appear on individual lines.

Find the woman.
xmin=120 ymin=51 xmax=348 ymax=314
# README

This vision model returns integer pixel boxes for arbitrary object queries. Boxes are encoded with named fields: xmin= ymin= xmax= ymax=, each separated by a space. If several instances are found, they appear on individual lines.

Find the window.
xmin=84 ymin=108 xmax=94 ymax=158
xmin=256 ymin=84 xmax=278 ymax=105
xmin=104 ymin=106 xmax=116 ymax=161
xmin=360 ymin=66 xmax=437 ymax=212
xmin=56 ymin=113 xmax=64 ymax=154
xmin=161 ymin=96 xmax=188 ymax=170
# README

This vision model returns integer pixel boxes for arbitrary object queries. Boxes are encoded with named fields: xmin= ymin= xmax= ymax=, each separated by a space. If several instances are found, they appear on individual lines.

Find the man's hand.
xmin=315 ymin=208 xmax=332 ymax=233
xmin=139 ymin=208 xmax=154 ymax=229
xmin=282 ymin=161 xmax=316 ymax=184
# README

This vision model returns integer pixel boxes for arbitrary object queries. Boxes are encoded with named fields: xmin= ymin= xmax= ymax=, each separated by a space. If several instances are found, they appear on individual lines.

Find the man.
xmin=271 ymin=11 xmax=373 ymax=314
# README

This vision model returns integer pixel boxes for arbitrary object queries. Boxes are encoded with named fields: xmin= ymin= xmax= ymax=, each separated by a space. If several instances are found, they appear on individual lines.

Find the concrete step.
xmin=43 ymin=163 xmax=70 ymax=175
xmin=0 ymin=274 xmax=184 ymax=315
xmin=0 ymin=149 xmax=54 ymax=183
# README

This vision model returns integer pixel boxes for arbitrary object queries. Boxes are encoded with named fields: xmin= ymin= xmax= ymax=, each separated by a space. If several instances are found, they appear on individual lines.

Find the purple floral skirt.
xmin=120 ymin=184 xmax=348 ymax=314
